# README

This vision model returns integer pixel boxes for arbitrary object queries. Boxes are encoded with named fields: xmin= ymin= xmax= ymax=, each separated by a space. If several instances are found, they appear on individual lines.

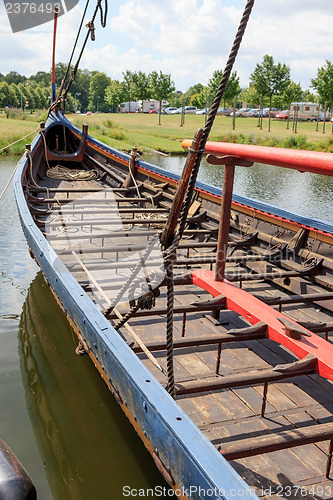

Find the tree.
xmin=132 ymin=71 xmax=151 ymax=111
xmin=67 ymin=68 xmax=91 ymax=112
xmin=190 ymin=87 xmax=210 ymax=109
xmin=208 ymin=70 xmax=240 ymax=109
xmin=88 ymin=72 xmax=111 ymax=112
xmin=240 ymin=85 xmax=262 ymax=108
xmin=121 ymin=70 xmax=136 ymax=103
xmin=184 ymin=83 xmax=204 ymax=105
xmin=105 ymin=80 xmax=125 ymax=111
xmin=0 ymin=82 xmax=11 ymax=108
xmin=9 ymin=83 xmax=21 ymax=107
xmin=281 ymin=81 xmax=303 ymax=128
xmin=29 ymin=71 xmax=51 ymax=87
xmin=311 ymin=60 xmax=333 ymax=113
xmin=3 ymin=71 xmax=26 ymax=85
xmin=149 ymin=71 xmax=175 ymax=124
xmin=250 ymin=55 xmax=290 ymax=131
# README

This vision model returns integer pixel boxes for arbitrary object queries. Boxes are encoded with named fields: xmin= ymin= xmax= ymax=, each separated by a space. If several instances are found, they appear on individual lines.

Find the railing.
xmin=182 ymin=140 xmax=333 ymax=176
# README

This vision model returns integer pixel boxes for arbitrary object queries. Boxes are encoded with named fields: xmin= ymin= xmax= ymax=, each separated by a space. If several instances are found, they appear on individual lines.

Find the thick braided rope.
xmin=178 ymin=0 xmax=255 ymax=238
xmin=165 ymin=254 xmax=175 ymax=398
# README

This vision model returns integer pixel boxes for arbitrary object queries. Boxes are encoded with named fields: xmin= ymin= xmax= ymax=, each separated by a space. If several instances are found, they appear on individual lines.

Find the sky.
xmin=0 ymin=0 xmax=332 ymax=92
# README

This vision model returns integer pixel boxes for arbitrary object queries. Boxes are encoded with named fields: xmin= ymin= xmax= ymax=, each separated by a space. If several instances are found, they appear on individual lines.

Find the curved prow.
xmin=46 ymin=124 xmax=88 ymax=163
xmin=0 ymin=439 xmax=37 ymax=500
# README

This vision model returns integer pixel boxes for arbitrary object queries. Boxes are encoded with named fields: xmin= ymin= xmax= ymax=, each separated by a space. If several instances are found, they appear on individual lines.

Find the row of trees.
xmin=1 ymin=57 xmax=333 ymax=116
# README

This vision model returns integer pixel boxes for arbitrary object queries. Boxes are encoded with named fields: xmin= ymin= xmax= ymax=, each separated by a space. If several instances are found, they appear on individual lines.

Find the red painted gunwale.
xmin=182 ymin=140 xmax=333 ymax=177
xmin=191 ymin=270 xmax=333 ymax=382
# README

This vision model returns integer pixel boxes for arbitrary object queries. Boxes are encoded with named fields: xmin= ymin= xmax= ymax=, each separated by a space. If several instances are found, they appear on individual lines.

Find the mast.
xmin=51 ymin=7 xmax=59 ymax=103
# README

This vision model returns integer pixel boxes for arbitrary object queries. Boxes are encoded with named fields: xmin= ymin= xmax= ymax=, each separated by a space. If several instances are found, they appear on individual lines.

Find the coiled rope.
xmin=46 ymin=165 xmax=99 ymax=181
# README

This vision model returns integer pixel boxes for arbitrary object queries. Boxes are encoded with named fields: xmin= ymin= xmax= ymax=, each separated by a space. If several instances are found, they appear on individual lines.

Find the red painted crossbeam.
xmin=191 ymin=269 xmax=333 ymax=381
xmin=182 ymin=140 xmax=333 ymax=177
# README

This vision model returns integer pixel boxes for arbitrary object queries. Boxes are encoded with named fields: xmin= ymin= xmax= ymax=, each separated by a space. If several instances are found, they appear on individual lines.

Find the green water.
xmin=0 ymin=159 xmax=166 ymax=499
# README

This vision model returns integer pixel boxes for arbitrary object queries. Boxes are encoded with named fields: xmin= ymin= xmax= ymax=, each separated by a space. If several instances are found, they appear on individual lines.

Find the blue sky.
xmin=1 ymin=0 xmax=332 ymax=92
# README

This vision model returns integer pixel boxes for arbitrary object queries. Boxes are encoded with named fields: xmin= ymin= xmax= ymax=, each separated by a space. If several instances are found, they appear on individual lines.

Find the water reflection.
xmin=142 ymin=153 xmax=333 ymax=224
xmin=19 ymin=273 xmax=167 ymax=500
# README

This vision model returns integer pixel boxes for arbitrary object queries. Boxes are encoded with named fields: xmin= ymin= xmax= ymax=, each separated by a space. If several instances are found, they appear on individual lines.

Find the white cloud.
xmin=1 ymin=0 xmax=333 ymax=91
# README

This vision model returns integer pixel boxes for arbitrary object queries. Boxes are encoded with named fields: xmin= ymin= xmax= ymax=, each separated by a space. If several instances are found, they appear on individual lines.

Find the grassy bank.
xmin=1 ymin=111 xmax=333 ymax=156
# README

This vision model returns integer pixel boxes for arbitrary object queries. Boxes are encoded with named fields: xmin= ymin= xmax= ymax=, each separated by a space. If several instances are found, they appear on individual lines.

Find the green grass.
xmin=1 ymin=110 xmax=333 ymax=156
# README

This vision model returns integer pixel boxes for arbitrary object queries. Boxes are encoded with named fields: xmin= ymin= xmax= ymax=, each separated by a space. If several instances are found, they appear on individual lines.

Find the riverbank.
xmin=1 ymin=111 xmax=333 ymax=156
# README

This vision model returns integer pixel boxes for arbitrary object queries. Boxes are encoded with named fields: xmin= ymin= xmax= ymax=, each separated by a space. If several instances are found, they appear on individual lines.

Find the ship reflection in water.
xmin=19 ymin=273 xmax=167 ymax=500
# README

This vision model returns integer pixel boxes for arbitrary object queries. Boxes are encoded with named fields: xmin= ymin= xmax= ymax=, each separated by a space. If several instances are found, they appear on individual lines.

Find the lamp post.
xmin=74 ymin=92 xmax=81 ymax=113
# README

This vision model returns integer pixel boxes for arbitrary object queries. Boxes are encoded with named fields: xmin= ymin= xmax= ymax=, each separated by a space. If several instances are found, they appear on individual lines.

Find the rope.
xmin=177 ymin=0 xmax=255 ymax=240
xmin=56 ymin=0 xmax=91 ymax=101
xmin=103 ymin=235 xmax=160 ymax=317
xmin=165 ymin=253 xmax=175 ymax=398
xmin=0 ymin=128 xmax=39 ymax=153
xmin=50 ymin=0 xmax=108 ymax=112
xmin=46 ymin=165 xmax=99 ymax=181
xmin=0 ymin=159 xmax=21 ymax=201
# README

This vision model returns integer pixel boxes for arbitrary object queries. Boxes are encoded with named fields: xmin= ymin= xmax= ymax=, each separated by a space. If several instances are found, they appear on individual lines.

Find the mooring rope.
xmin=0 ymin=128 xmax=39 ymax=154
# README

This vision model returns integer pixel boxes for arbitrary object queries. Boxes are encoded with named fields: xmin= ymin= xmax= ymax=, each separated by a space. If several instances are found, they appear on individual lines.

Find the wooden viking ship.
xmin=11 ymin=0 xmax=333 ymax=498
xmin=13 ymin=108 xmax=333 ymax=499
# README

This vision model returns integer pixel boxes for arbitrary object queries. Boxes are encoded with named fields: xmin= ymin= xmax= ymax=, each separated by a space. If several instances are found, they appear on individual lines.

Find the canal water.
xmin=0 ymin=154 xmax=332 ymax=499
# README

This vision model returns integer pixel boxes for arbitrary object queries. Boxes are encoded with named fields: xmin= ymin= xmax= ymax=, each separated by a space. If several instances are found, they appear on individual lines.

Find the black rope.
xmin=50 ymin=0 xmax=108 ymax=111
xmin=177 ymin=0 xmax=255 ymax=239
xmin=165 ymin=255 xmax=175 ymax=398
xmin=56 ymin=0 xmax=90 ymax=102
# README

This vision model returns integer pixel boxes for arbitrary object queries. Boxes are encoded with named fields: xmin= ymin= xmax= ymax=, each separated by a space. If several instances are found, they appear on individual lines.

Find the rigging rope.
xmin=50 ymin=0 xmax=108 ymax=113
xmin=161 ymin=0 xmax=255 ymax=398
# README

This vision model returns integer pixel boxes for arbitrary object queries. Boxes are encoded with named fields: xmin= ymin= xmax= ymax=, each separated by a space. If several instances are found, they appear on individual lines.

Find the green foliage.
xmin=282 ymin=81 xmax=303 ymax=108
xmin=88 ymin=72 xmax=111 ymax=112
xmin=105 ymin=80 xmax=125 ymax=111
xmin=149 ymin=71 xmax=175 ymax=101
xmin=208 ymin=71 xmax=240 ymax=107
xmin=250 ymin=55 xmax=291 ymax=104
xmin=311 ymin=60 xmax=333 ymax=107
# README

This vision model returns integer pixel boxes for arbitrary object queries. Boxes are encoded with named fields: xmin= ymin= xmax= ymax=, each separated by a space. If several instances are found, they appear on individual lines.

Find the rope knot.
xmin=86 ymin=21 xmax=95 ymax=40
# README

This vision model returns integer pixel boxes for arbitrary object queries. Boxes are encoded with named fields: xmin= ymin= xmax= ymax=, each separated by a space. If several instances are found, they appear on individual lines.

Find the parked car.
xmin=217 ymin=107 xmax=232 ymax=115
xmin=275 ymin=110 xmax=290 ymax=120
xmin=171 ymin=106 xmax=198 ymax=114
xmin=196 ymin=108 xmax=210 ymax=115
xmin=184 ymin=106 xmax=198 ymax=114
xmin=230 ymin=108 xmax=251 ymax=117
xmin=243 ymin=108 xmax=260 ymax=117
xmin=163 ymin=107 xmax=178 ymax=114
xmin=318 ymin=112 xmax=331 ymax=122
